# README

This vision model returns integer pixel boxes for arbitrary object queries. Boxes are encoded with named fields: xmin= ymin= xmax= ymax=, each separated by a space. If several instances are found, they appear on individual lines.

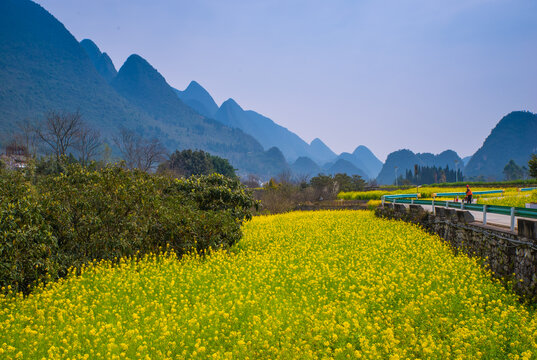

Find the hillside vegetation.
xmin=1 ymin=211 xmax=535 ymax=359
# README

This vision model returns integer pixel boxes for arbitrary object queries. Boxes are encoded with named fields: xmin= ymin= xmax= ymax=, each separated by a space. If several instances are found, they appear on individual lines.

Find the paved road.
xmin=412 ymin=204 xmax=520 ymax=230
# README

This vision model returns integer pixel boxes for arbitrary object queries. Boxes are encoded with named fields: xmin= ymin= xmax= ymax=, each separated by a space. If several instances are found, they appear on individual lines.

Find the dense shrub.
xmin=169 ymin=173 xmax=257 ymax=220
xmin=0 ymin=163 xmax=256 ymax=294
xmin=0 ymin=195 xmax=58 ymax=293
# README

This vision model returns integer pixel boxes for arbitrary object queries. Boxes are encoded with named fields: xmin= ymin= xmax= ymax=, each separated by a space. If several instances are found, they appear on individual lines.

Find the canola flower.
xmin=477 ymin=191 xmax=537 ymax=208
xmin=1 ymin=211 xmax=537 ymax=359
xmin=338 ymin=187 xmax=521 ymax=201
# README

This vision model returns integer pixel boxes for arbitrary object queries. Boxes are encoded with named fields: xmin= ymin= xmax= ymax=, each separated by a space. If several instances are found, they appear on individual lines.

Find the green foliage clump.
xmin=159 ymin=149 xmax=237 ymax=178
xmin=0 ymin=194 xmax=58 ymax=293
xmin=0 ymin=163 xmax=256 ymax=294
xmin=309 ymin=173 xmax=365 ymax=200
xmin=169 ymin=173 xmax=256 ymax=220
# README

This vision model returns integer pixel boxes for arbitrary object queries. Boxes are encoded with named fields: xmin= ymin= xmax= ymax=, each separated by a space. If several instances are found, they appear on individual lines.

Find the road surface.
xmin=411 ymin=204 xmax=524 ymax=230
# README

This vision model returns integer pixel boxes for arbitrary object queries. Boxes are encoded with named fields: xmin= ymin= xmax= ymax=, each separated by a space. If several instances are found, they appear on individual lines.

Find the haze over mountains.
xmin=1 ymin=0 xmax=535 ymax=183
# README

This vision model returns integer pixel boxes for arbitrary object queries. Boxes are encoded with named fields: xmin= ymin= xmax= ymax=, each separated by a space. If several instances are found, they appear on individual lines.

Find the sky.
xmin=34 ymin=0 xmax=537 ymax=161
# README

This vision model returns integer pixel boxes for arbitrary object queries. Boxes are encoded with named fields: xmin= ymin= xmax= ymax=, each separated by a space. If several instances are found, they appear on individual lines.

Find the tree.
xmin=159 ymin=149 xmax=237 ymax=178
xmin=529 ymin=154 xmax=537 ymax=179
xmin=277 ymin=169 xmax=292 ymax=184
xmin=13 ymin=119 xmax=39 ymax=157
xmin=503 ymin=159 xmax=524 ymax=180
xmin=209 ymin=154 xmax=237 ymax=178
xmin=333 ymin=173 xmax=366 ymax=192
xmin=35 ymin=111 xmax=82 ymax=161
xmin=310 ymin=174 xmax=338 ymax=200
xmin=114 ymin=128 xmax=167 ymax=172
xmin=74 ymin=125 xmax=102 ymax=166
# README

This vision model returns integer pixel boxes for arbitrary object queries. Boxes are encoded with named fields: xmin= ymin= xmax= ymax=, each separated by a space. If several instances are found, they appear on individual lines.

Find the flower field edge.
xmin=0 ymin=210 xmax=536 ymax=359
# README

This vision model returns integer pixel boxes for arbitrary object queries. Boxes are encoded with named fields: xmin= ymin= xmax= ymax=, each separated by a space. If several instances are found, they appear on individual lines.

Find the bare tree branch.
xmin=35 ymin=111 xmax=82 ymax=161
xmin=13 ymin=119 xmax=39 ymax=157
xmin=75 ymin=125 xmax=102 ymax=166
xmin=114 ymin=128 xmax=167 ymax=172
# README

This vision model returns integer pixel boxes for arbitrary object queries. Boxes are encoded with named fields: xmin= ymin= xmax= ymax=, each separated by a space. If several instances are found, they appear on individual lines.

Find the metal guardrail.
xmin=432 ymin=190 xmax=504 ymax=198
xmin=382 ymin=195 xmax=537 ymax=231
xmin=384 ymin=194 xmax=420 ymax=199
xmin=520 ymin=187 xmax=537 ymax=192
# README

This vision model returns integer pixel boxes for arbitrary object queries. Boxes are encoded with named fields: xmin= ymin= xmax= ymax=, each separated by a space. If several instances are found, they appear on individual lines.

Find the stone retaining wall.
xmin=375 ymin=204 xmax=537 ymax=303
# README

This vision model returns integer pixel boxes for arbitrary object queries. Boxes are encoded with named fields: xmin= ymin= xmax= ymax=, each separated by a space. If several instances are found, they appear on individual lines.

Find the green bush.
xmin=0 ymin=195 xmax=58 ymax=294
xmin=0 ymin=163 xmax=256 ymax=294
xmin=169 ymin=173 xmax=257 ymax=221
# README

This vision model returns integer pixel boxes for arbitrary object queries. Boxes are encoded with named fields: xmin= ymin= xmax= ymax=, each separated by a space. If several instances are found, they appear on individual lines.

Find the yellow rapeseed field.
xmin=1 ymin=211 xmax=536 ymax=359
xmin=338 ymin=187 xmax=521 ymax=201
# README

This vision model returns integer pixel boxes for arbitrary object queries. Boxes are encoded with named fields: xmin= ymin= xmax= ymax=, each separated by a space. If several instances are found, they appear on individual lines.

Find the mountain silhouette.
xmin=0 ymin=0 xmax=288 ymax=177
xmin=337 ymin=152 xmax=370 ymax=180
xmin=174 ymin=81 xmax=219 ymax=118
xmin=324 ymin=159 xmax=368 ymax=179
xmin=465 ymin=111 xmax=537 ymax=180
xmin=291 ymin=156 xmax=322 ymax=178
xmin=0 ymin=0 xmax=155 ymax=138
xmin=352 ymin=145 xmax=383 ymax=179
xmin=174 ymin=82 xmax=341 ymax=166
xmin=80 ymin=39 xmax=117 ymax=82
xmin=309 ymin=138 xmax=338 ymax=165
xmin=111 ymin=54 xmax=287 ymax=176
xmin=215 ymin=98 xmax=322 ymax=163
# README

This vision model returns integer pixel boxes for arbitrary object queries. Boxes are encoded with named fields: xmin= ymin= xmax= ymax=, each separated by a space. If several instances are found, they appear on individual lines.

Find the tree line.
xmin=1 ymin=111 xmax=237 ymax=178
xmin=396 ymin=165 xmax=464 ymax=185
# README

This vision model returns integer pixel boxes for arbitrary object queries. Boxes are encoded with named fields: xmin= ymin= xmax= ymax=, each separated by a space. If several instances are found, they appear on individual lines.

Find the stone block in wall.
xmin=384 ymin=203 xmax=394 ymax=209
xmin=445 ymin=208 xmax=457 ymax=221
xmin=409 ymin=204 xmax=424 ymax=213
xmin=394 ymin=204 xmax=407 ymax=212
xmin=518 ymin=219 xmax=537 ymax=240
xmin=456 ymin=210 xmax=475 ymax=224
xmin=435 ymin=207 xmax=446 ymax=217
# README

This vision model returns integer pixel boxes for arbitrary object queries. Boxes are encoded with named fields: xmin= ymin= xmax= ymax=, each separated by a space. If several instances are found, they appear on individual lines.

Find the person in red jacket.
xmin=465 ymin=185 xmax=473 ymax=204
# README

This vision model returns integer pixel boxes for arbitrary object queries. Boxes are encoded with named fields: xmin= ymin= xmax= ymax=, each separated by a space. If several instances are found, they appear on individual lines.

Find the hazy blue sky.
xmin=35 ymin=0 xmax=537 ymax=160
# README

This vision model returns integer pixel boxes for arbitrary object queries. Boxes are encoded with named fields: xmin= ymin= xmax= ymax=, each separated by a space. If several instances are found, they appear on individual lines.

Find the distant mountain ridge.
xmin=332 ymin=146 xmax=383 ymax=180
xmin=376 ymin=149 xmax=463 ymax=185
xmin=176 ymin=81 xmax=340 ymax=165
xmin=309 ymin=138 xmax=338 ymax=165
xmin=353 ymin=146 xmax=383 ymax=179
xmin=80 ymin=39 xmax=117 ymax=82
xmin=215 ymin=98 xmax=322 ymax=163
xmin=324 ymin=159 xmax=368 ymax=179
xmin=174 ymin=81 xmax=219 ymax=119
xmin=0 ymin=0 xmax=156 ymax=139
xmin=111 ymin=54 xmax=288 ymax=177
xmin=291 ymin=156 xmax=321 ymax=178
xmin=464 ymin=111 xmax=537 ymax=180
